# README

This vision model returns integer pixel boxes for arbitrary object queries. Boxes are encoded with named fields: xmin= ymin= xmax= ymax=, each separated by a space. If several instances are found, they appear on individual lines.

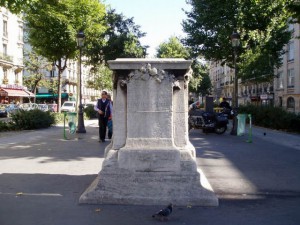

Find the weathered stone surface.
xmin=80 ymin=58 xmax=218 ymax=206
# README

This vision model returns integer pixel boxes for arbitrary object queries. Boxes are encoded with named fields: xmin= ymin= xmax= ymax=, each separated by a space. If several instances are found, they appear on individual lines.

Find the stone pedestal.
xmin=79 ymin=59 xmax=218 ymax=206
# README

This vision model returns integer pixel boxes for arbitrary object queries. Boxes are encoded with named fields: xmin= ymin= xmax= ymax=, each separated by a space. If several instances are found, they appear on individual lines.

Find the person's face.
xmin=101 ymin=92 xmax=107 ymax=99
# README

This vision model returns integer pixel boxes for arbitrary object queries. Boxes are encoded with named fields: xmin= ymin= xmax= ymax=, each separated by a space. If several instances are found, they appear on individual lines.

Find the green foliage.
xmin=156 ymin=36 xmax=190 ymax=58
xmin=0 ymin=120 xmax=18 ymax=132
xmin=11 ymin=109 xmax=55 ymax=130
xmin=86 ymin=63 xmax=113 ymax=91
xmin=84 ymin=105 xmax=97 ymax=119
xmin=0 ymin=0 xmax=36 ymax=13
xmin=189 ymin=60 xmax=211 ymax=96
xmin=239 ymin=105 xmax=300 ymax=132
xmin=23 ymin=50 xmax=54 ymax=94
xmin=24 ymin=0 xmax=107 ymax=111
xmin=53 ymin=113 xmax=65 ymax=125
xmin=183 ymin=0 xmax=292 ymax=82
xmin=99 ymin=9 xmax=147 ymax=62
xmin=287 ymin=0 xmax=300 ymax=23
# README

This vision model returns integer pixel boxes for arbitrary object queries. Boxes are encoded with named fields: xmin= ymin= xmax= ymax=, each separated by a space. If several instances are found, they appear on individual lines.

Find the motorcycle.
xmin=188 ymin=108 xmax=229 ymax=134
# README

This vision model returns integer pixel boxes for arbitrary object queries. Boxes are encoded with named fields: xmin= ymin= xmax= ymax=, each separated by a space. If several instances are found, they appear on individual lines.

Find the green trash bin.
xmin=63 ymin=112 xmax=77 ymax=139
xmin=237 ymin=114 xmax=247 ymax=136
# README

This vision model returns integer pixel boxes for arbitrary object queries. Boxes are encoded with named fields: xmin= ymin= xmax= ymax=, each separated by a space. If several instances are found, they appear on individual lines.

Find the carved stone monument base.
xmin=79 ymin=150 xmax=218 ymax=206
xmin=79 ymin=59 xmax=218 ymax=206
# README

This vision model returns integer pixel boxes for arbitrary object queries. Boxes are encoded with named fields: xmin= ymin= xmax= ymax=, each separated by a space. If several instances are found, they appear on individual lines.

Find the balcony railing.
xmin=0 ymin=52 xmax=13 ymax=63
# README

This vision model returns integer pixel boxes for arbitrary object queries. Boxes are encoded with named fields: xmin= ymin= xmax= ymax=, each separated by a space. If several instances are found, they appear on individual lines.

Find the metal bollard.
xmin=246 ymin=114 xmax=252 ymax=143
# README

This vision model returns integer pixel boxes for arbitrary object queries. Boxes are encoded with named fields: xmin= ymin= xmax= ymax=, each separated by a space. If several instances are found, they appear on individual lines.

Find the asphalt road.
xmin=0 ymin=119 xmax=300 ymax=225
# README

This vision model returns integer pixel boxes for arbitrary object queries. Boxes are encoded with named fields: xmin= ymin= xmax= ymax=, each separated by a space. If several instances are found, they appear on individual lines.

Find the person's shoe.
xmin=101 ymin=139 xmax=105 ymax=142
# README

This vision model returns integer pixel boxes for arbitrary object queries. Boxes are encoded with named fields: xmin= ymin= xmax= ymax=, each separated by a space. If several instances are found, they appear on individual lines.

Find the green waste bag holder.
xmin=64 ymin=112 xmax=77 ymax=139
xmin=237 ymin=114 xmax=247 ymax=136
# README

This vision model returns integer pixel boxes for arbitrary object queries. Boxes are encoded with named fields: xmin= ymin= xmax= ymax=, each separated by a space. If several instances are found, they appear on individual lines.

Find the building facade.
xmin=209 ymin=23 xmax=300 ymax=113
xmin=0 ymin=7 xmax=34 ymax=104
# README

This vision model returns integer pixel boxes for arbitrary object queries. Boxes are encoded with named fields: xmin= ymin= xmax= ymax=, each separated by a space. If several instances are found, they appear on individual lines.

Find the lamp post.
xmin=76 ymin=31 xmax=86 ymax=133
xmin=230 ymin=31 xmax=240 ymax=135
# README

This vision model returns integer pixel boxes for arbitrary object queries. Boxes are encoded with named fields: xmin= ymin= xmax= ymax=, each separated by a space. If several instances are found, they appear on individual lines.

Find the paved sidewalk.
xmin=0 ymin=119 xmax=300 ymax=225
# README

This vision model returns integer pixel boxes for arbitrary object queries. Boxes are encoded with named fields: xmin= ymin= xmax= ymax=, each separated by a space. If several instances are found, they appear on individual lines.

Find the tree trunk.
xmin=57 ymin=60 xmax=62 ymax=112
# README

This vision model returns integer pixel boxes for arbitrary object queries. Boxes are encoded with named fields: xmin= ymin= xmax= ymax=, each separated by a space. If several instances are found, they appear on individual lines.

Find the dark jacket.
xmin=97 ymin=99 xmax=111 ymax=118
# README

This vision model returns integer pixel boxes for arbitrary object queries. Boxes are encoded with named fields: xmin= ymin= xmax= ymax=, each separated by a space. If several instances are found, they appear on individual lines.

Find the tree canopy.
xmin=100 ymin=9 xmax=148 ymax=62
xmin=156 ymin=36 xmax=190 ymax=58
xmin=287 ymin=0 xmax=300 ymax=23
xmin=0 ymin=0 xmax=36 ymax=13
xmin=24 ymin=0 xmax=107 ymax=111
xmin=183 ymin=0 xmax=292 ymax=83
xmin=155 ymin=36 xmax=211 ymax=97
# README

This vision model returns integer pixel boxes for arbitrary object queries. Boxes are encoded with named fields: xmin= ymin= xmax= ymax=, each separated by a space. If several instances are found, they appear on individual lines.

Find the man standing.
xmin=94 ymin=91 xmax=111 ymax=142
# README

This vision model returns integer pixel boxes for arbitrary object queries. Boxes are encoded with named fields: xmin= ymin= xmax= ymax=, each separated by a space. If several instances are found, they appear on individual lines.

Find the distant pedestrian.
xmin=219 ymin=97 xmax=232 ymax=118
xmin=94 ymin=91 xmax=111 ymax=142
xmin=219 ymin=97 xmax=231 ymax=110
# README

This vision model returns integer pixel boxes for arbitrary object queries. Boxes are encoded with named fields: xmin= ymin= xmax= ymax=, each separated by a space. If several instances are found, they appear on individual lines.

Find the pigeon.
xmin=152 ymin=203 xmax=173 ymax=221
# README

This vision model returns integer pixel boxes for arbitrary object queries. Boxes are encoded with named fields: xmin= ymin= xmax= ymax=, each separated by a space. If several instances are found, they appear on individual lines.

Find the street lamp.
xmin=76 ymin=31 xmax=86 ymax=133
xmin=230 ymin=31 xmax=240 ymax=135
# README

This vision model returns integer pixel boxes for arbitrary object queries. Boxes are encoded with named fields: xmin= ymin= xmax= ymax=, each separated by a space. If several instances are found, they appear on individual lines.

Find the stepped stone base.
xmin=79 ymin=150 xmax=218 ymax=206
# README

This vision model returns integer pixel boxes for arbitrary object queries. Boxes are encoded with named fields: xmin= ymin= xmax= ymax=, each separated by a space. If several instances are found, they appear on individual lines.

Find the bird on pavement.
xmin=152 ymin=203 xmax=173 ymax=221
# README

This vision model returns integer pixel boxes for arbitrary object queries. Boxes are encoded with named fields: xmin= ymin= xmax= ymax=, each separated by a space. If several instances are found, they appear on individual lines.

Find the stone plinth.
xmin=79 ymin=58 xmax=218 ymax=206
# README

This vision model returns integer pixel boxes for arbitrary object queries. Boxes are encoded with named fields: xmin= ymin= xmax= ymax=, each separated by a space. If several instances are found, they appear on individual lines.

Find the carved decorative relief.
xmin=184 ymin=68 xmax=193 ymax=89
xmin=119 ymin=63 xmax=182 ymax=90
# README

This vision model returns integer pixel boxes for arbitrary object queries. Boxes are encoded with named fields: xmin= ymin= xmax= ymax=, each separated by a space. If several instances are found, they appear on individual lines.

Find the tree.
xmin=0 ymin=0 xmax=36 ymax=13
xmin=155 ymin=36 xmax=211 ymax=99
xmin=100 ymin=9 xmax=148 ymax=62
xmin=84 ymin=8 xmax=148 ymax=92
xmin=183 ymin=0 xmax=292 ymax=82
xmin=189 ymin=60 xmax=211 ymax=99
xmin=23 ymin=51 xmax=52 ymax=100
xmin=156 ymin=36 xmax=190 ymax=58
xmin=86 ymin=63 xmax=113 ymax=91
xmin=24 ymin=0 xmax=107 ymax=112
xmin=287 ymin=0 xmax=300 ymax=23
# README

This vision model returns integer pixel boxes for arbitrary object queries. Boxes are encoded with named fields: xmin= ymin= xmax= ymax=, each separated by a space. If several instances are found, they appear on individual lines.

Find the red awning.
xmin=0 ymin=88 xmax=35 ymax=97
xmin=25 ymin=90 xmax=35 ymax=97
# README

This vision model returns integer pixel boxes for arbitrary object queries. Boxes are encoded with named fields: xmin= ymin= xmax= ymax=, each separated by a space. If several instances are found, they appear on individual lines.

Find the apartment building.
xmin=0 ymin=7 xmax=34 ymax=104
xmin=274 ymin=23 xmax=300 ymax=113
xmin=23 ymin=32 xmax=101 ymax=105
xmin=209 ymin=23 xmax=300 ymax=113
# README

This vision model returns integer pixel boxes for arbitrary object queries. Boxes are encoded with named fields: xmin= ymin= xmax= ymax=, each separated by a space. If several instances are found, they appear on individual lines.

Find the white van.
xmin=61 ymin=101 xmax=76 ymax=112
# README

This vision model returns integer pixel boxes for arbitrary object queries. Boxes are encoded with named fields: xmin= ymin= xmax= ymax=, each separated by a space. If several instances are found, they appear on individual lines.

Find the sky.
xmin=103 ymin=0 xmax=191 ymax=57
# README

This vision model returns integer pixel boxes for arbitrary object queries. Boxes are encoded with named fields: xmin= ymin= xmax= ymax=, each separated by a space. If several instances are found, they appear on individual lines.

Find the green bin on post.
xmin=63 ymin=112 xmax=77 ymax=139
xmin=237 ymin=114 xmax=247 ymax=136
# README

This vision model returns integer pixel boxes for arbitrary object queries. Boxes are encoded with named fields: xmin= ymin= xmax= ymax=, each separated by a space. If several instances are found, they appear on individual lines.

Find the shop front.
xmin=0 ymin=85 xmax=35 ymax=104
xmin=35 ymin=93 xmax=69 ymax=104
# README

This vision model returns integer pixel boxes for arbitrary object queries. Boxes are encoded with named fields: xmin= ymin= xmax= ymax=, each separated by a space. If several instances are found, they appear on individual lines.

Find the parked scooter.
xmin=188 ymin=108 xmax=229 ymax=134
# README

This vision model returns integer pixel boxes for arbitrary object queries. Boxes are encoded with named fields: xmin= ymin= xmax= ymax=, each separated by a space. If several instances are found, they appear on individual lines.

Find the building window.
xmin=3 ymin=69 xmax=8 ymax=84
xmin=287 ymin=41 xmax=294 ymax=61
xmin=279 ymin=97 xmax=282 ymax=108
xmin=15 ymin=72 xmax=19 ymax=84
xmin=287 ymin=69 xmax=294 ymax=88
xmin=277 ymin=71 xmax=283 ymax=89
xmin=3 ymin=43 xmax=7 ymax=55
xmin=287 ymin=97 xmax=295 ymax=109
xmin=18 ymin=26 xmax=23 ymax=41
xmin=3 ymin=20 xmax=8 ymax=37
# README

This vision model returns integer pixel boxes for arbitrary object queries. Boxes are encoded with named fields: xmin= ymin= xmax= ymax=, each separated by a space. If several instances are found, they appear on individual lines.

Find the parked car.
xmin=0 ymin=104 xmax=8 ymax=117
xmin=61 ymin=101 xmax=76 ymax=112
